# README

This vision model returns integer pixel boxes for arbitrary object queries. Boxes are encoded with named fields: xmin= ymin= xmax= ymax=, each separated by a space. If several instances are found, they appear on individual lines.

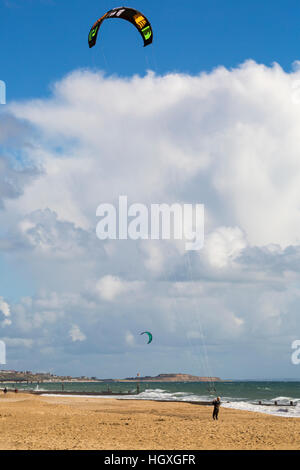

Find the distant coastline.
xmin=104 ymin=374 xmax=222 ymax=383
xmin=0 ymin=370 xmax=221 ymax=383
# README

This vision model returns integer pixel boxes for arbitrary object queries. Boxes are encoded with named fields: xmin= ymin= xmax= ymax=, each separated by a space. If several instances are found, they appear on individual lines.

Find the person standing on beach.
xmin=212 ymin=397 xmax=221 ymax=420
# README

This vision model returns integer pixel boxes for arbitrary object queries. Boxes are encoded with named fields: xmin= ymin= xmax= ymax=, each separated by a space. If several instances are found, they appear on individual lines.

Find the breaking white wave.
xmin=123 ymin=388 xmax=213 ymax=402
xmin=222 ymin=400 xmax=300 ymax=418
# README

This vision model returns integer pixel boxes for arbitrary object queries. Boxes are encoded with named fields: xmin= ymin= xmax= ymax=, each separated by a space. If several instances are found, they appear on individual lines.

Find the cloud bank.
xmin=1 ymin=60 xmax=300 ymax=378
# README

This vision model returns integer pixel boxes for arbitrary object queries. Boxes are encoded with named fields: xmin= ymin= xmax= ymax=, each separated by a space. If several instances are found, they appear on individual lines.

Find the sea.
xmin=3 ymin=380 xmax=300 ymax=418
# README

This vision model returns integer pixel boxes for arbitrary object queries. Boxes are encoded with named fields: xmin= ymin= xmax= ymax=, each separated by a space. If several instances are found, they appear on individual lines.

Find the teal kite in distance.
xmin=140 ymin=331 xmax=152 ymax=344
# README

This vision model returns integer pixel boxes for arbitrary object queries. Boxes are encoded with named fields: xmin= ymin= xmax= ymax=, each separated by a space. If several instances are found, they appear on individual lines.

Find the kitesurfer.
xmin=212 ymin=396 xmax=221 ymax=420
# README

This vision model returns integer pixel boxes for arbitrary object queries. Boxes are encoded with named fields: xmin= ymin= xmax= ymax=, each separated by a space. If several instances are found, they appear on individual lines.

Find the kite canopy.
xmin=140 ymin=331 xmax=153 ymax=344
xmin=88 ymin=6 xmax=153 ymax=48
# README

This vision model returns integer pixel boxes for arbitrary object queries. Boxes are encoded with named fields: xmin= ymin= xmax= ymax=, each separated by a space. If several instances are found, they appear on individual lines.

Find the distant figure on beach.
xmin=3 ymin=387 xmax=7 ymax=394
xmin=212 ymin=396 xmax=221 ymax=420
xmin=14 ymin=388 xmax=18 ymax=393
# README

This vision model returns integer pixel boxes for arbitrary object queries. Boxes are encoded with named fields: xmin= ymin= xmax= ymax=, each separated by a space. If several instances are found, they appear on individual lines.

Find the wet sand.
xmin=0 ymin=393 xmax=299 ymax=450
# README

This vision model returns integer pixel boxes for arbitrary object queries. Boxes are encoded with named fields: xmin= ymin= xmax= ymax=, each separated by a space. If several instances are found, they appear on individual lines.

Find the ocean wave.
xmin=272 ymin=396 xmax=300 ymax=403
xmin=222 ymin=400 xmax=300 ymax=418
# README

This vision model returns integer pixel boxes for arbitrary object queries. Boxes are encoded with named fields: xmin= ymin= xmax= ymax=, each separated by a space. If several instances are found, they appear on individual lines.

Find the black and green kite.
xmin=88 ymin=6 xmax=153 ymax=48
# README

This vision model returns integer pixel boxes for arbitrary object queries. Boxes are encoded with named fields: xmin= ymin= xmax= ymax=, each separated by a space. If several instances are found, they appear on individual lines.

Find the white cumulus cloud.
xmin=69 ymin=324 xmax=86 ymax=342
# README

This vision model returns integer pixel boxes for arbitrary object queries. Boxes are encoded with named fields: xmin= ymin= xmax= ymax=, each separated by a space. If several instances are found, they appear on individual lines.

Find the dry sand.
xmin=0 ymin=392 xmax=299 ymax=450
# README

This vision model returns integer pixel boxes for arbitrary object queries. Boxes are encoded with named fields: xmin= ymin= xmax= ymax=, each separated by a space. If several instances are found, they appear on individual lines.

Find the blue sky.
xmin=2 ymin=0 xmax=300 ymax=101
xmin=1 ymin=1 xmax=300 ymax=380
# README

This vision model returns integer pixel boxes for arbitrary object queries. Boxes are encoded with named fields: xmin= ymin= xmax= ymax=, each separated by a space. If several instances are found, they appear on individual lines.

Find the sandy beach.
xmin=0 ymin=393 xmax=298 ymax=450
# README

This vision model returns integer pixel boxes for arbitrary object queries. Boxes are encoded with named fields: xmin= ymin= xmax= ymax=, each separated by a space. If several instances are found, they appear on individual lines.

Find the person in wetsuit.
xmin=212 ymin=396 xmax=221 ymax=420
